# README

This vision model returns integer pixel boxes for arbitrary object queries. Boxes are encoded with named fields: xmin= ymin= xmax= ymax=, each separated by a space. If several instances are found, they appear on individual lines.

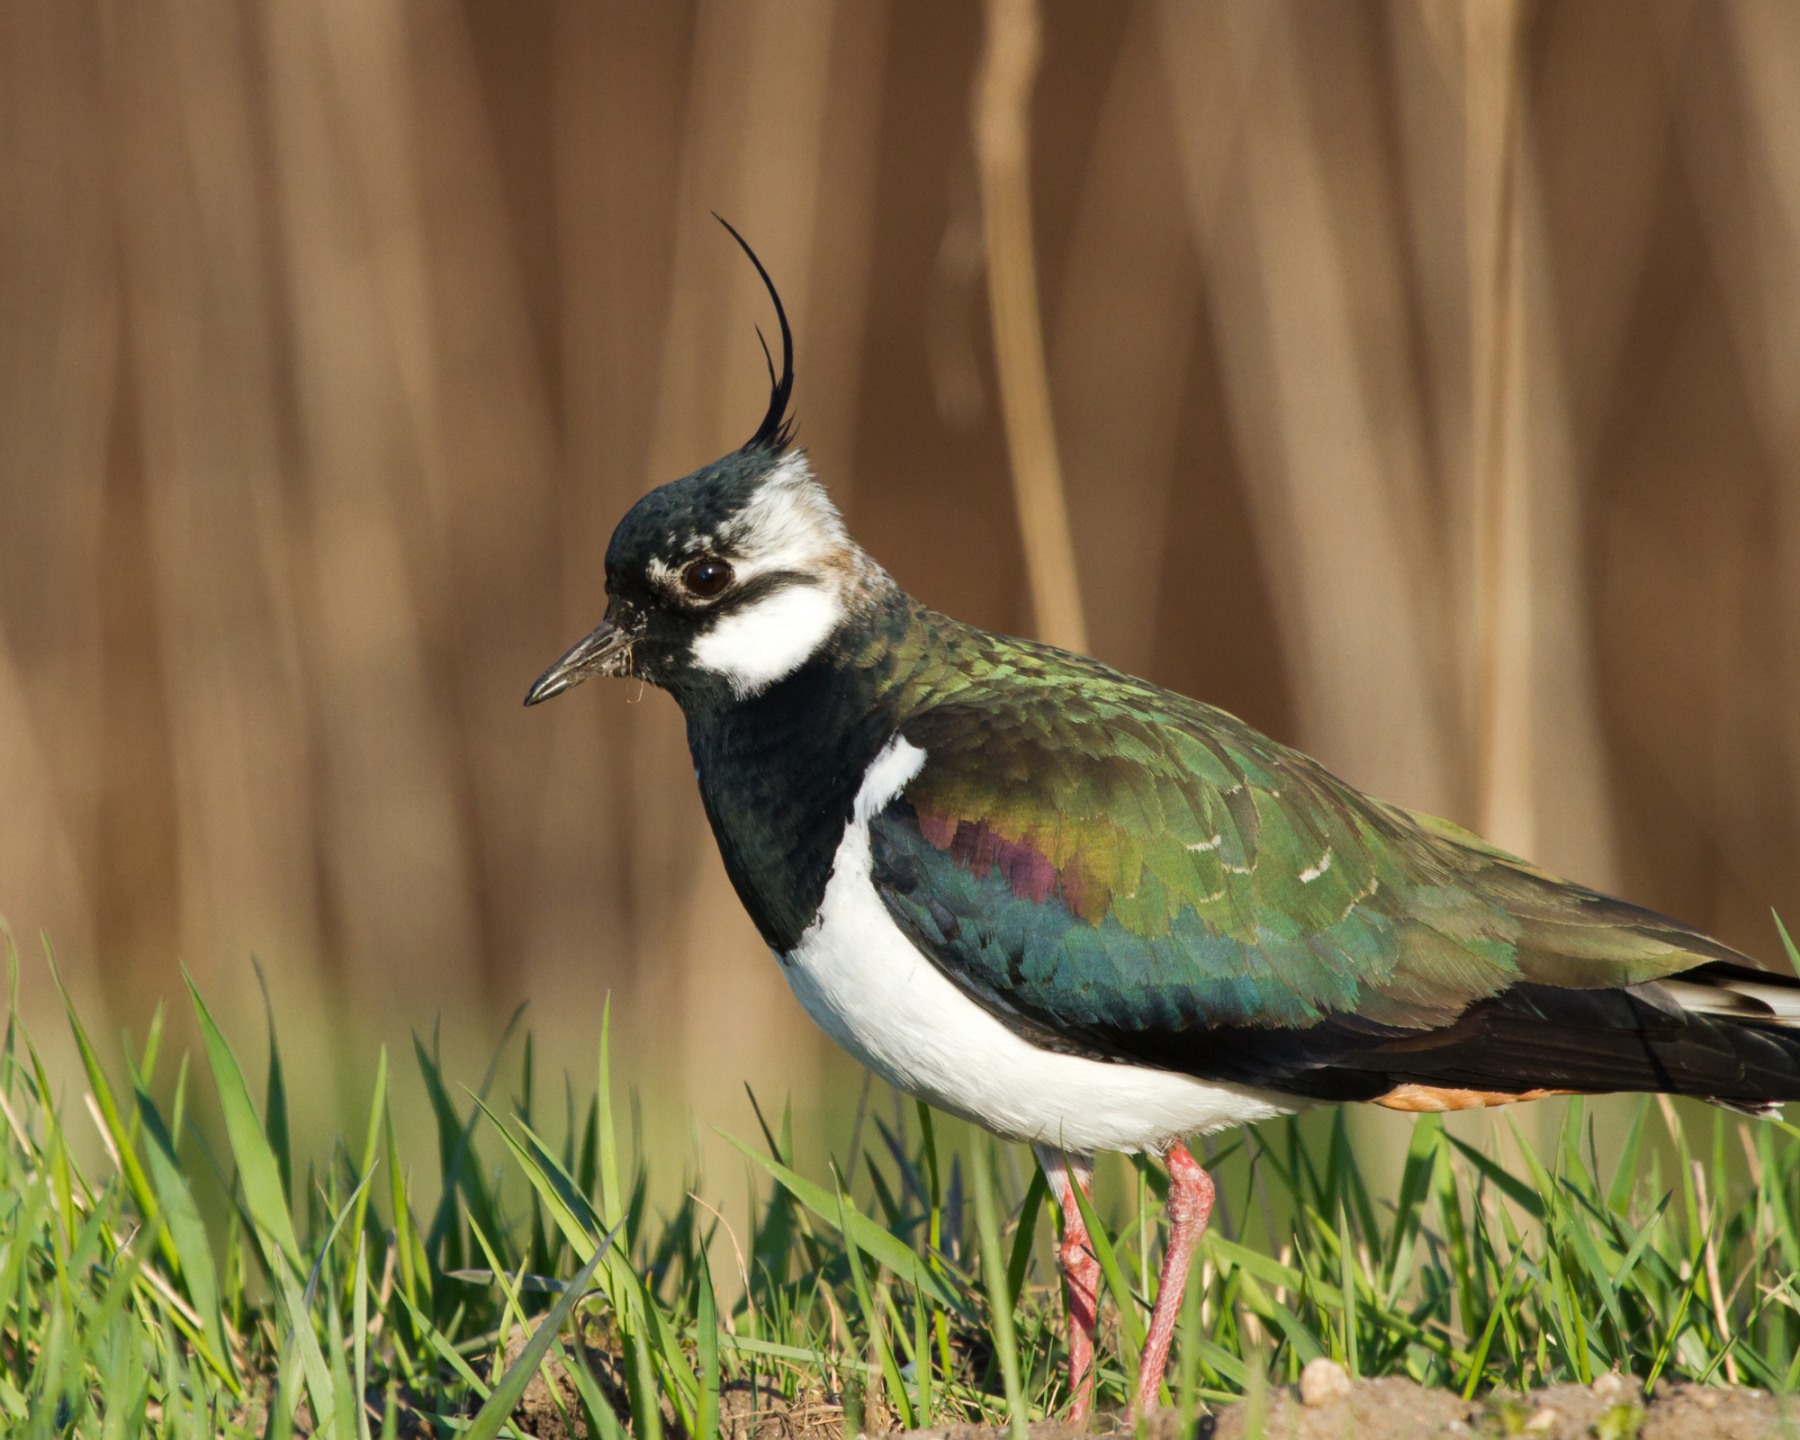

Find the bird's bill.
xmin=524 ymin=617 xmax=633 ymax=705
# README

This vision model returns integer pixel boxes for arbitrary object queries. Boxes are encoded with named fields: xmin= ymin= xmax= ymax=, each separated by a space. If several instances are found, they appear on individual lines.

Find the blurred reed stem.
xmin=976 ymin=0 xmax=1088 ymax=654
xmin=1467 ymin=0 xmax=1531 ymax=854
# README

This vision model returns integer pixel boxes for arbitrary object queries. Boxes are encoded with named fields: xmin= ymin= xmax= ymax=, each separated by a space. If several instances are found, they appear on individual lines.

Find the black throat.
xmin=680 ymin=604 xmax=913 ymax=953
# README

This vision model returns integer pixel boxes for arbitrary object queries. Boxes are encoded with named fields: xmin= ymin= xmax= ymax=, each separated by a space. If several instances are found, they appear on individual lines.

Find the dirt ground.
xmin=901 ymin=1373 xmax=1795 ymax=1440
xmin=441 ymin=1339 xmax=1800 ymax=1440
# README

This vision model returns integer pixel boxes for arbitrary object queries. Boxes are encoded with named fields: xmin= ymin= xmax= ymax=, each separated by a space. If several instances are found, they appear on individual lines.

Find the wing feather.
xmin=867 ymin=629 xmax=1800 ymax=1106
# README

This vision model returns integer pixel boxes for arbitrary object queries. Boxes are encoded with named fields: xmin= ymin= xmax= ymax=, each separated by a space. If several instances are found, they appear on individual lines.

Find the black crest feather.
xmin=715 ymin=215 xmax=795 ymax=454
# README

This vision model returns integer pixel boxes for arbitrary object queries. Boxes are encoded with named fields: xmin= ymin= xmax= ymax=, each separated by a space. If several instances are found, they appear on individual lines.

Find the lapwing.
xmin=526 ymin=223 xmax=1800 ymax=1418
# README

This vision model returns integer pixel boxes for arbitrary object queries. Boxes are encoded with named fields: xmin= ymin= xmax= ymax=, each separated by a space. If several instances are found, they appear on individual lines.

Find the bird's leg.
xmin=1033 ymin=1145 xmax=1099 ymax=1422
xmin=1134 ymin=1139 xmax=1214 ymax=1417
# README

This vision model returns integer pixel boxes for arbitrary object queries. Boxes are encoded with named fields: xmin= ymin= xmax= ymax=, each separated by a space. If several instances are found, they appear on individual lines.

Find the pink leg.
xmin=1134 ymin=1140 xmax=1214 ymax=1416
xmin=1034 ymin=1146 xmax=1100 ymax=1422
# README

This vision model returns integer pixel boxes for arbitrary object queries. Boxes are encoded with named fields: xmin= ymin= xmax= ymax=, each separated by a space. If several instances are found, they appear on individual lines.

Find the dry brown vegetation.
xmin=2 ymin=1 xmax=1800 ymax=1131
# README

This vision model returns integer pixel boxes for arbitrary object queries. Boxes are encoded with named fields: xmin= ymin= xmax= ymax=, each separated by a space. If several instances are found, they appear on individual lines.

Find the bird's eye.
xmin=681 ymin=557 xmax=733 ymax=598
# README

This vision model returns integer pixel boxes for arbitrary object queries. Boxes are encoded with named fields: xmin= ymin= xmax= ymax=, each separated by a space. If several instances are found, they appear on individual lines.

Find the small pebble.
xmin=1298 ymin=1357 xmax=1353 ymax=1407
xmin=1524 ymin=1406 xmax=1560 ymax=1433
xmin=1590 ymin=1372 xmax=1623 ymax=1399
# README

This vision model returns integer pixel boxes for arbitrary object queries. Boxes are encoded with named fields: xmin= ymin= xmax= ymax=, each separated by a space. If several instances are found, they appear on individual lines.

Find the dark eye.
xmin=681 ymin=557 xmax=733 ymax=598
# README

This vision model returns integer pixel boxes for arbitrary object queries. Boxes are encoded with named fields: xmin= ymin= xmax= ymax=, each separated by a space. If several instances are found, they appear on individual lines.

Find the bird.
xmin=526 ymin=221 xmax=1800 ymax=1420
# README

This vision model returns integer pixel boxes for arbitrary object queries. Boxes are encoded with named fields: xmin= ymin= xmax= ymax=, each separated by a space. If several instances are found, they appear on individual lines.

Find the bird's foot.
xmin=1133 ymin=1139 xmax=1214 ymax=1417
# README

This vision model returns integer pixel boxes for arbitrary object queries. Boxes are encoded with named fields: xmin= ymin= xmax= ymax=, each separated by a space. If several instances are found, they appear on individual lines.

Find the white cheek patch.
xmin=690 ymin=583 xmax=845 ymax=698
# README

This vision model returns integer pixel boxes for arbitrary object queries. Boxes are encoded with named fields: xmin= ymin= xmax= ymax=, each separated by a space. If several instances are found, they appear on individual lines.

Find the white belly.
xmin=777 ymin=737 xmax=1296 ymax=1156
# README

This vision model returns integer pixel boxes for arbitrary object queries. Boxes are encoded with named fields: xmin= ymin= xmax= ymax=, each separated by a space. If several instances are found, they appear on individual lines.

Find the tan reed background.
xmin=4 ymin=0 xmax=1800 ymax=1161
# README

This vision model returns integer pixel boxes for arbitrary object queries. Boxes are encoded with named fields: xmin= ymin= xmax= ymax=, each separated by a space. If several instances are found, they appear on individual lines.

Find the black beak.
xmin=524 ymin=618 xmax=633 ymax=706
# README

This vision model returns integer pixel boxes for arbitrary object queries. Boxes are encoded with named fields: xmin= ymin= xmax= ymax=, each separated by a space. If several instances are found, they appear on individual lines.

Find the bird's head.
xmin=525 ymin=224 xmax=889 ymax=712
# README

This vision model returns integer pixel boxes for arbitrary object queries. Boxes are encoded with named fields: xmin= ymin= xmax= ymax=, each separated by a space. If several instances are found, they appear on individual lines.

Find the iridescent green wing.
xmin=868 ymin=624 xmax=1758 ymax=1098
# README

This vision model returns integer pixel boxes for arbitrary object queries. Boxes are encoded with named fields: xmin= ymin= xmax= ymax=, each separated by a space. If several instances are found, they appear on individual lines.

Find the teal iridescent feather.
xmin=855 ymin=603 xmax=1751 ymax=1070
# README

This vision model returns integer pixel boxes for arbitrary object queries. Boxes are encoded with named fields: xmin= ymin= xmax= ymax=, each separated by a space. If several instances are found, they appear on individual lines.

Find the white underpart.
xmin=779 ymin=735 xmax=1299 ymax=1154
xmin=689 ymin=454 xmax=863 ymax=698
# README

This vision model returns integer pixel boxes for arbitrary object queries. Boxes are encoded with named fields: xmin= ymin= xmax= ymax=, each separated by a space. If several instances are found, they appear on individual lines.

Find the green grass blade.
xmin=1659 ymin=1097 xmax=1702 ymax=1254
xmin=914 ymin=1099 xmax=960 ymax=1392
xmin=35 ymin=951 xmax=1800 ymax=1424
xmin=465 ymin=1218 xmax=543 ymax=1413
xmin=135 ymin=1000 xmax=166 ymax=1090
xmin=354 ymin=1235 xmax=372 ymax=1440
xmin=1758 ymin=1124 xmax=1800 ymax=1276
xmin=252 ymin=960 xmax=293 ymax=1213
xmin=394 ymin=1285 xmax=498 ymax=1399
xmin=1445 ymin=1133 xmax=1546 ymax=1224
xmin=1431 ymin=1136 xmax=1479 ymax=1353
xmin=577 ymin=1094 xmax=599 ymax=1204
xmin=301 ymin=1162 xmax=378 ymax=1314
xmin=1381 ymin=1114 xmax=1440 ymax=1306
xmin=135 ymin=1087 xmax=239 ymax=1392
xmin=47 ymin=951 xmax=171 ymax=1273
xmin=1067 ymin=1156 xmax=1143 ymax=1360
xmin=721 ymin=1131 xmax=966 ymax=1314
xmin=1460 ymin=1258 xmax=1518 ymax=1400
xmin=351 ymin=1047 xmax=387 ymax=1267
xmin=598 ymin=997 xmax=622 ymax=1226
xmin=696 ymin=1248 xmax=721 ymax=1440
xmin=1204 ymin=1249 xmax=1325 ymax=1365
xmin=1774 ymin=909 xmax=1800 ymax=973
xmin=414 ymin=1031 xmax=505 ymax=1279
xmin=970 ymin=1143 xmax=1027 ymax=1440
xmin=271 ymin=1247 xmax=340 ymax=1437
xmin=383 ymin=1094 xmax=426 ymax=1310
xmin=82 ymin=1211 xmax=161 ymax=1358
xmin=552 ymin=1335 xmax=630 ymax=1440
xmin=1005 ymin=1164 xmax=1047 ymax=1312
xmin=1330 ymin=1109 xmax=1382 ymax=1255
xmin=326 ymin=1255 xmax=358 ymax=1440
xmin=1204 ymin=1234 xmax=1303 ymax=1291
xmin=186 ymin=970 xmax=302 ymax=1272
xmin=1606 ymin=1098 xmax=1651 ymax=1216
xmin=1193 ymin=1337 xmax=1248 ymax=1388
xmin=640 ymin=1328 xmax=674 ymax=1440
xmin=473 ymin=1098 xmax=699 ymax=1424
xmin=837 ymin=1185 xmax=913 ymax=1430
xmin=1560 ymin=1198 xmax=1629 ymax=1351
xmin=911 ymin=1276 xmax=934 ymax=1425
xmin=1502 ymin=1114 xmax=1561 ymax=1214
xmin=465 ymin=1097 xmax=607 ymax=1282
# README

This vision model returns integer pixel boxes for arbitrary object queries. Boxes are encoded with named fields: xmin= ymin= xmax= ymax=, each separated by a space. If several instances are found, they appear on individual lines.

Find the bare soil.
xmin=345 ymin=1334 xmax=1798 ymax=1440
xmin=502 ymin=1324 xmax=872 ymax=1440
xmin=901 ymin=1375 xmax=1796 ymax=1440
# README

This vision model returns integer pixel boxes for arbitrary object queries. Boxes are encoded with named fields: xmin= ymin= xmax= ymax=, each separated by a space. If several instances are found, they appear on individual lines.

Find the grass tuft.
xmin=3 ymin=944 xmax=1799 ymax=1435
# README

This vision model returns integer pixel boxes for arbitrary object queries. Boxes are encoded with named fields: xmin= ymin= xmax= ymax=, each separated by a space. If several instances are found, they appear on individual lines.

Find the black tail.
xmin=1323 ymin=961 xmax=1800 ymax=1112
